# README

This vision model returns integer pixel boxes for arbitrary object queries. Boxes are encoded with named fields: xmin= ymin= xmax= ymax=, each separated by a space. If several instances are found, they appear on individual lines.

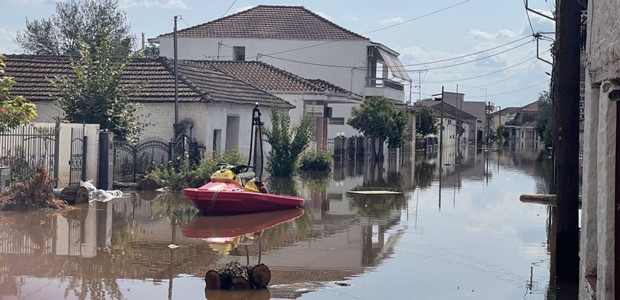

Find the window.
xmin=233 ymin=46 xmax=245 ymax=61
xmin=329 ymin=117 xmax=345 ymax=125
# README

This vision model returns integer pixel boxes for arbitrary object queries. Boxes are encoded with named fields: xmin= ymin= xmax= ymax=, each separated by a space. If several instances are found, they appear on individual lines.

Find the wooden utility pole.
xmin=552 ymin=0 xmax=580 ymax=283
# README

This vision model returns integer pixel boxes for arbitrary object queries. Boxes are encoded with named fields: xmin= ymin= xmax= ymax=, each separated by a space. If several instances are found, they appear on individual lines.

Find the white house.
xmin=183 ymin=60 xmax=363 ymax=149
xmin=4 ymin=55 xmax=293 ymax=160
xmin=150 ymin=5 xmax=411 ymax=140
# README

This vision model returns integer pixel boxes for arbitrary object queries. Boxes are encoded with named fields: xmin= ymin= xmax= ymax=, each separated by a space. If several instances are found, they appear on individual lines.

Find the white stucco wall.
xmin=136 ymin=102 xmax=208 ymax=145
xmin=159 ymin=37 xmax=370 ymax=96
xmin=580 ymin=1 xmax=620 ymax=298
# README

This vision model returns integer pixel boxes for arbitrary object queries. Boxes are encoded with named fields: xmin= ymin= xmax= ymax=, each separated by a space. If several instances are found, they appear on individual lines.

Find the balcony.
xmin=364 ymin=77 xmax=405 ymax=102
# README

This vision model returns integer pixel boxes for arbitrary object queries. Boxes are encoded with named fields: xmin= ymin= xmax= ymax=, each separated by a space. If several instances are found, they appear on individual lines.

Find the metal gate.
xmin=0 ymin=124 xmax=59 ymax=186
xmin=114 ymin=139 xmax=171 ymax=182
xmin=68 ymin=127 xmax=87 ymax=187
xmin=113 ymin=135 xmax=200 ymax=183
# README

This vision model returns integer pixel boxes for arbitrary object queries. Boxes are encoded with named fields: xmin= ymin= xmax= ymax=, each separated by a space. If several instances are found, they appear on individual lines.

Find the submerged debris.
xmin=0 ymin=166 xmax=68 ymax=211
xmin=205 ymin=261 xmax=271 ymax=290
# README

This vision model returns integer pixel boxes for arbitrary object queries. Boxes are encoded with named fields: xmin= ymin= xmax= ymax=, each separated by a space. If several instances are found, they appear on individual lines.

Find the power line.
xmin=421 ymin=52 xmax=546 ymax=84
xmin=466 ymin=79 xmax=550 ymax=99
xmin=221 ymin=0 xmax=238 ymax=18
xmin=251 ymin=0 xmax=476 ymax=58
xmin=524 ymin=0 xmax=536 ymax=36
xmin=363 ymin=0 xmax=475 ymax=35
xmin=421 ymin=39 xmax=532 ymax=70
xmin=254 ymin=38 xmax=532 ymax=71
xmin=407 ymin=35 xmax=531 ymax=66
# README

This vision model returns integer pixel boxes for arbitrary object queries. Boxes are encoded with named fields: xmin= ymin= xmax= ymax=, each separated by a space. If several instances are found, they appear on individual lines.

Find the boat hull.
xmin=182 ymin=182 xmax=304 ymax=215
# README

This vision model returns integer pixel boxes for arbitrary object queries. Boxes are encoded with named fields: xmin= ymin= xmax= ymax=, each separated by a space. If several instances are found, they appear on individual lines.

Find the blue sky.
xmin=1 ymin=0 xmax=555 ymax=109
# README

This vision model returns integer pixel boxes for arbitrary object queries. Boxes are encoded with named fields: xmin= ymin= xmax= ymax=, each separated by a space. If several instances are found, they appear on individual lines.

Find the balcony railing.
xmin=366 ymin=77 xmax=404 ymax=91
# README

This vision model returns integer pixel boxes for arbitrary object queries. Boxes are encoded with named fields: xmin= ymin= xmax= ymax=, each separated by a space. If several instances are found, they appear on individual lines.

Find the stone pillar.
xmin=579 ymin=76 xmax=599 ymax=299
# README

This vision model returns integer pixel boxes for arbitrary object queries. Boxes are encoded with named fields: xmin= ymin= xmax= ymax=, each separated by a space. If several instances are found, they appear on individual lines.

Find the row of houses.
xmin=411 ymin=90 xmax=546 ymax=152
xmin=5 ymin=5 xmax=413 ymax=159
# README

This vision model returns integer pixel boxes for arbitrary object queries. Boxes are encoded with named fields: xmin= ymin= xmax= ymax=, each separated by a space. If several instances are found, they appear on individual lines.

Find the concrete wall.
xmin=579 ymin=1 xmax=620 ymax=299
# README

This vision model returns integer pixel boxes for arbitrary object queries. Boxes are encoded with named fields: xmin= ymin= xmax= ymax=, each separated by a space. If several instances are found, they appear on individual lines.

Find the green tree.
xmin=348 ymin=97 xmax=409 ymax=160
xmin=496 ymin=125 xmax=509 ymax=146
xmin=0 ymin=55 xmax=37 ymax=133
xmin=265 ymin=109 xmax=313 ymax=177
xmin=415 ymin=106 xmax=438 ymax=137
xmin=15 ymin=0 xmax=133 ymax=58
xmin=535 ymin=91 xmax=553 ymax=148
xmin=51 ymin=33 xmax=145 ymax=142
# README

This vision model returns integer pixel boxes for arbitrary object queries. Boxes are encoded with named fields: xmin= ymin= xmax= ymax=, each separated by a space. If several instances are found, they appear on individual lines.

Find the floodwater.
xmin=0 ymin=147 xmax=576 ymax=300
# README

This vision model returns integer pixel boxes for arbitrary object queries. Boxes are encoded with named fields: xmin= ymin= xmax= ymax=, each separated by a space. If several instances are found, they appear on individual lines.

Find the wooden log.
xmin=113 ymin=181 xmax=139 ymax=189
xmin=519 ymin=194 xmax=557 ymax=206
xmin=519 ymin=194 xmax=582 ymax=207
xmin=249 ymin=264 xmax=271 ymax=288
xmin=137 ymin=178 xmax=162 ymax=191
xmin=58 ymin=185 xmax=79 ymax=203
xmin=231 ymin=276 xmax=252 ymax=290
xmin=205 ymin=270 xmax=221 ymax=290
xmin=75 ymin=186 xmax=89 ymax=204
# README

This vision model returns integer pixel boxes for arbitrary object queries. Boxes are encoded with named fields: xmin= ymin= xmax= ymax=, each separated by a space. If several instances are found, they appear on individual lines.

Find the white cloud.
xmin=346 ymin=15 xmax=359 ymax=21
xmin=379 ymin=17 xmax=405 ymax=26
xmin=469 ymin=29 xmax=517 ymax=40
xmin=120 ymin=0 xmax=188 ymax=9
xmin=0 ymin=27 xmax=18 ymax=54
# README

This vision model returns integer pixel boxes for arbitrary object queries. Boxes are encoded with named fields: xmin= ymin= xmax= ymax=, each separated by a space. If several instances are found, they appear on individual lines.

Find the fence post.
xmin=97 ymin=131 xmax=114 ymax=190
xmin=54 ymin=121 xmax=60 ymax=183
xmin=81 ymin=135 xmax=88 ymax=182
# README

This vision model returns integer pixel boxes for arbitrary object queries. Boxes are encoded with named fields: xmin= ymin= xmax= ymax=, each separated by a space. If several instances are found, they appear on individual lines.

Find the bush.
xmin=149 ymin=148 xmax=244 ymax=191
xmin=297 ymin=149 xmax=332 ymax=172
xmin=265 ymin=109 xmax=313 ymax=177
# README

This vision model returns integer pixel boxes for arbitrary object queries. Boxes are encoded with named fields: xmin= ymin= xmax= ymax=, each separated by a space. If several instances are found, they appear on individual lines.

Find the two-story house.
xmin=150 ymin=5 xmax=411 ymax=140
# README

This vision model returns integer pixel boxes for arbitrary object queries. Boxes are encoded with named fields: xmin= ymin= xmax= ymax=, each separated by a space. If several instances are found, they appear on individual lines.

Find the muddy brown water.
xmin=0 ymin=149 xmax=576 ymax=299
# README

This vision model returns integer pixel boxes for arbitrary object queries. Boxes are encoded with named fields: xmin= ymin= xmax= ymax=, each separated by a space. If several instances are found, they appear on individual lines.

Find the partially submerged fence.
xmin=0 ymin=122 xmax=99 ymax=188
xmin=113 ymin=133 xmax=200 ymax=182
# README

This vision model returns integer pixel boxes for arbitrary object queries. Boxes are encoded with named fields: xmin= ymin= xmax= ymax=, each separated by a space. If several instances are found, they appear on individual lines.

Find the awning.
xmin=377 ymin=48 xmax=411 ymax=82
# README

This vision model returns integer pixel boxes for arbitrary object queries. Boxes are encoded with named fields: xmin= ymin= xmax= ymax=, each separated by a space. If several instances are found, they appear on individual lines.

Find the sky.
xmin=0 ymin=0 xmax=555 ymax=109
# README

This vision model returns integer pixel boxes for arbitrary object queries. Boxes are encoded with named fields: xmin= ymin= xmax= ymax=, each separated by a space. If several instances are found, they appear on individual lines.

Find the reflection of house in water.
xmin=0 ymin=183 xmax=408 ymax=299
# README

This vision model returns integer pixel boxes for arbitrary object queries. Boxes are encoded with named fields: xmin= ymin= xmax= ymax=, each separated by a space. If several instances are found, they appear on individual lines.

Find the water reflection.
xmin=182 ymin=209 xmax=305 ymax=256
xmin=0 ymin=147 xmax=570 ymax=299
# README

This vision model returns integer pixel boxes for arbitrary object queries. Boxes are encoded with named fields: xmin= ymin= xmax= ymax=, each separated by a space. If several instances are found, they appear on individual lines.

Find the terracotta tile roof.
xmin=158 ymin=5 xmax=368 ymax=40
xmin=3 ymin=55 xmax=291 ymax=107
xmin=428 ymin=102 xmax=478 ymax=121
xmin=184 ymin=60 xmax=360 ymax=98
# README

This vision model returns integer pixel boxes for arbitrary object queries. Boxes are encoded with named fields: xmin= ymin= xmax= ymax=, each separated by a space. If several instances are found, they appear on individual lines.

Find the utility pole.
xmin=439 ymin=86 xmax=444 ymax=172
xmin=552 ymin=0 xmax=580 ymax=284
xmin=173 ymin=15 xmax=179 ymax=138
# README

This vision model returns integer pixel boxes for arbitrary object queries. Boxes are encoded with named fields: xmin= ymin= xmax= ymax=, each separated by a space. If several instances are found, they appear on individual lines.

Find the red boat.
xmin=182 ymin=104 xmax=305 ymax=215
xmin=183 ymin=181 xmax=305 ymax=215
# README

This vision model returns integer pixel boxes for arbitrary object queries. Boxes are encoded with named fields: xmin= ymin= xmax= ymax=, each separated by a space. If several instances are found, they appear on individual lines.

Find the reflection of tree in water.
xmin=349 ymin=194 xmax=406 ymax=219
xmin=415 ymin=160 xmax=437 ymax=189
xmin=265 ymin=177 xmax=299 ymax=196
xmin=360 ymin=161 xmax=403 ymax=191
xmin=297 ymin=171 xmax=330 ymax=194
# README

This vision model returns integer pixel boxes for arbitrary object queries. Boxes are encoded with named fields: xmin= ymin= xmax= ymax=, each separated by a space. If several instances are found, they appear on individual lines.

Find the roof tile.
xmin=3 ymin=55 xmax=291 ymax=108
xmin=159 ymin=5 xmax=368 ymax=40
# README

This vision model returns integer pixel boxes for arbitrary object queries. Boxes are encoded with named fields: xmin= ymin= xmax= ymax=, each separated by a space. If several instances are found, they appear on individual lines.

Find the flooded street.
xmin=0 ymin=148 xmax=568 ymax=300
